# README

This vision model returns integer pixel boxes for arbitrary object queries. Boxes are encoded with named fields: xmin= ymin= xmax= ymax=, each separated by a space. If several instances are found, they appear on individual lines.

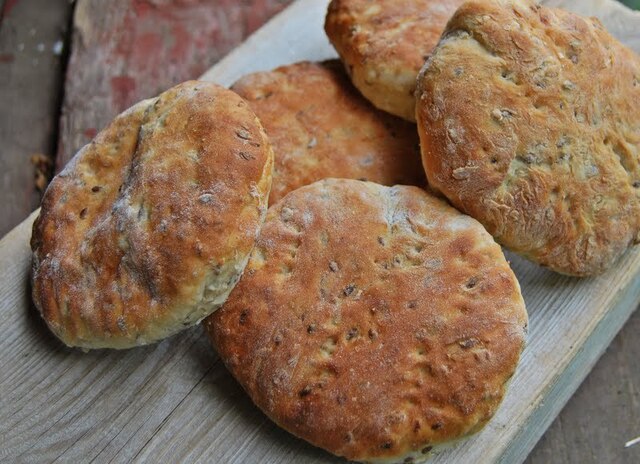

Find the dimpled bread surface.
xmin=206 ymin=179 xmax=527 ymax=463
xmin=31 ymin=81 xmax=274 ymax=349
xmin=325 ymin=0 xmax=465 ymax=121
xmin=416 ymin=0 xmax=640 ymax=276
xmin=231 ymin=60 xmax=425 ymax=205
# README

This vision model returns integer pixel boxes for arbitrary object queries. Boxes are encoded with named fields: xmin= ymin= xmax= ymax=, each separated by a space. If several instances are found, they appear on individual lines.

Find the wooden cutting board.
xmin=1 ymin=1 xmax=639 ymax=462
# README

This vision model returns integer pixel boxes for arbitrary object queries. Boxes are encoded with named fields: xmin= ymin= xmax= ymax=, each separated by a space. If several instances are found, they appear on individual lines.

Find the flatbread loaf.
xmin=31 ymin=81 xmax=273 ymax=349
xmin=206 ymin=179 xmax=527 ymax=463
xmin=325 ymin=0 xmax=465 ymax=121
xmin=232 ymin=60 xmax=424 ymax=205
xmin=416 ymin=0 xmax=640 ymax=275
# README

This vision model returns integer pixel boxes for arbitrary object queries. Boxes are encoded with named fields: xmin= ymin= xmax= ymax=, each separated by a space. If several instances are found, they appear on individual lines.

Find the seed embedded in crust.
xmin=239 ymin=309 xmax=249 ymax=325
xmin=458 ymin=338 xmax=479 ymax=349
xmin=236 ymin=129 xmax=251 ymax=140
xmin=343 ymin=284 xmax=356 ymax=296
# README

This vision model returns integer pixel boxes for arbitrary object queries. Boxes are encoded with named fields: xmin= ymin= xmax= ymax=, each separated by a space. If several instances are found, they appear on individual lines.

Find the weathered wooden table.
xmin=0 ymin=1 xmax=638 ymax=463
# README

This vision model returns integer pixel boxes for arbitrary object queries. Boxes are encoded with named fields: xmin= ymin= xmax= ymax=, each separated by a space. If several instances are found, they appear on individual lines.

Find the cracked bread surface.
xmin=206 ymin=179 xmax=527 ymax=463
xmin=232 ymin=60 xmax=424 ymax=205
xmin=325 ymin=0 xmax=465 ymax=121
xmin=30 ymin=81 xmax=274 ymax=349
xmin=416 ymin=0 xmax=640 ymax=276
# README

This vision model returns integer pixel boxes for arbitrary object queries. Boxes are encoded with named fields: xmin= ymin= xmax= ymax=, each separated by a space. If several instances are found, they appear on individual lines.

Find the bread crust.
xmin=416 ymin=0 xmax=640 ymax=276
xmin=325 ymin=0 xmax=465 ymax=121
xmin=206 ymin=179 xmax=527 ymax=462
xmin=232 ymin=61 xmax=424 ymax=205
xmin=31 ymin=81 xmax=273 ymax=349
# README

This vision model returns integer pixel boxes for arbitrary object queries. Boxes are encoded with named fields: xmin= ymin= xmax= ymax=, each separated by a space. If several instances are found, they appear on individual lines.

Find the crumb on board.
xmin=624 ymin=435 xmax=640 ymax=448
xmin=31 ymin=153 xmax=54 ymax=192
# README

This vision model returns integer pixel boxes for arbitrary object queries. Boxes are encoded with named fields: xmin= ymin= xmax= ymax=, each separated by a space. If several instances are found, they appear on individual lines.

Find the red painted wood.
xmin=57 ymin=0 xmax=292 ymax=170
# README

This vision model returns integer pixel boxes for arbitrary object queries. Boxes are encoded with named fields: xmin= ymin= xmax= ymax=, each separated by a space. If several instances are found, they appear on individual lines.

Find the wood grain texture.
xmin=0 ymin=0 xmax=72 ymax=237
xmin=526 ymin=310 xmax=640 ymax=464
xmin=0 ymin=0 xmax=639 ymax=463
xmin=56 ymin=0 xmax=292 ymax=171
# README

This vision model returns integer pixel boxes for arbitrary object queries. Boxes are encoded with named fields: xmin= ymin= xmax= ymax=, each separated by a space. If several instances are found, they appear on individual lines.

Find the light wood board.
xmin=1 ymin=0 xmax=640 ymax=462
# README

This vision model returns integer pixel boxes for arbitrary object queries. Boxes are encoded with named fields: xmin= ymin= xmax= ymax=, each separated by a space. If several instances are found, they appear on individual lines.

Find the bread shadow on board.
xmin=24 ymin=277 xmax=71 ymax=354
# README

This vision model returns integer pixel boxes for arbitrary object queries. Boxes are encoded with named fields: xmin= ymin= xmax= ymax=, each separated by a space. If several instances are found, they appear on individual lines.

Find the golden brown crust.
xmin=416 ymin=0 xmax=640 ymax=276
xmin=231 ymin=61 xmax=424 ymax=205
xmin=31 ymin=81 xmax=274 ymax=349
xmin=325 ymin=0 xmax=465 ymax=121
xmin=206 ymin=179 xmax=527 ymax=463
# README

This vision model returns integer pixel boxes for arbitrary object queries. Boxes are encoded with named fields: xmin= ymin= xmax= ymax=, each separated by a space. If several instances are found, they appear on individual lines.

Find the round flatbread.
xmin=416 ymin=0 xmax=640 ymax=276
xmin=31 ymin=81 xmax=274 ymax=349
xmin=206 ymin=179 xmax=527 ymax=463
xmin=325 ymin=0 xmax=465 ymax=121
xmin=231 ymin=60 xmax=424 ymax=205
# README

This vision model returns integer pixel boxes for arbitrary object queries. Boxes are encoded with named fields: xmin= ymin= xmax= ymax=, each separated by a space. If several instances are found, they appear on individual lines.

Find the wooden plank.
xmin=0 ymin=0 xmax=73 ymax=237
xmin=0 ymin=0 xmax=639 ymax=463
xmin=526 ymin=310 xmax=640 ymax=464
xmin=55 ymin=0 xmax=292 ymax=172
